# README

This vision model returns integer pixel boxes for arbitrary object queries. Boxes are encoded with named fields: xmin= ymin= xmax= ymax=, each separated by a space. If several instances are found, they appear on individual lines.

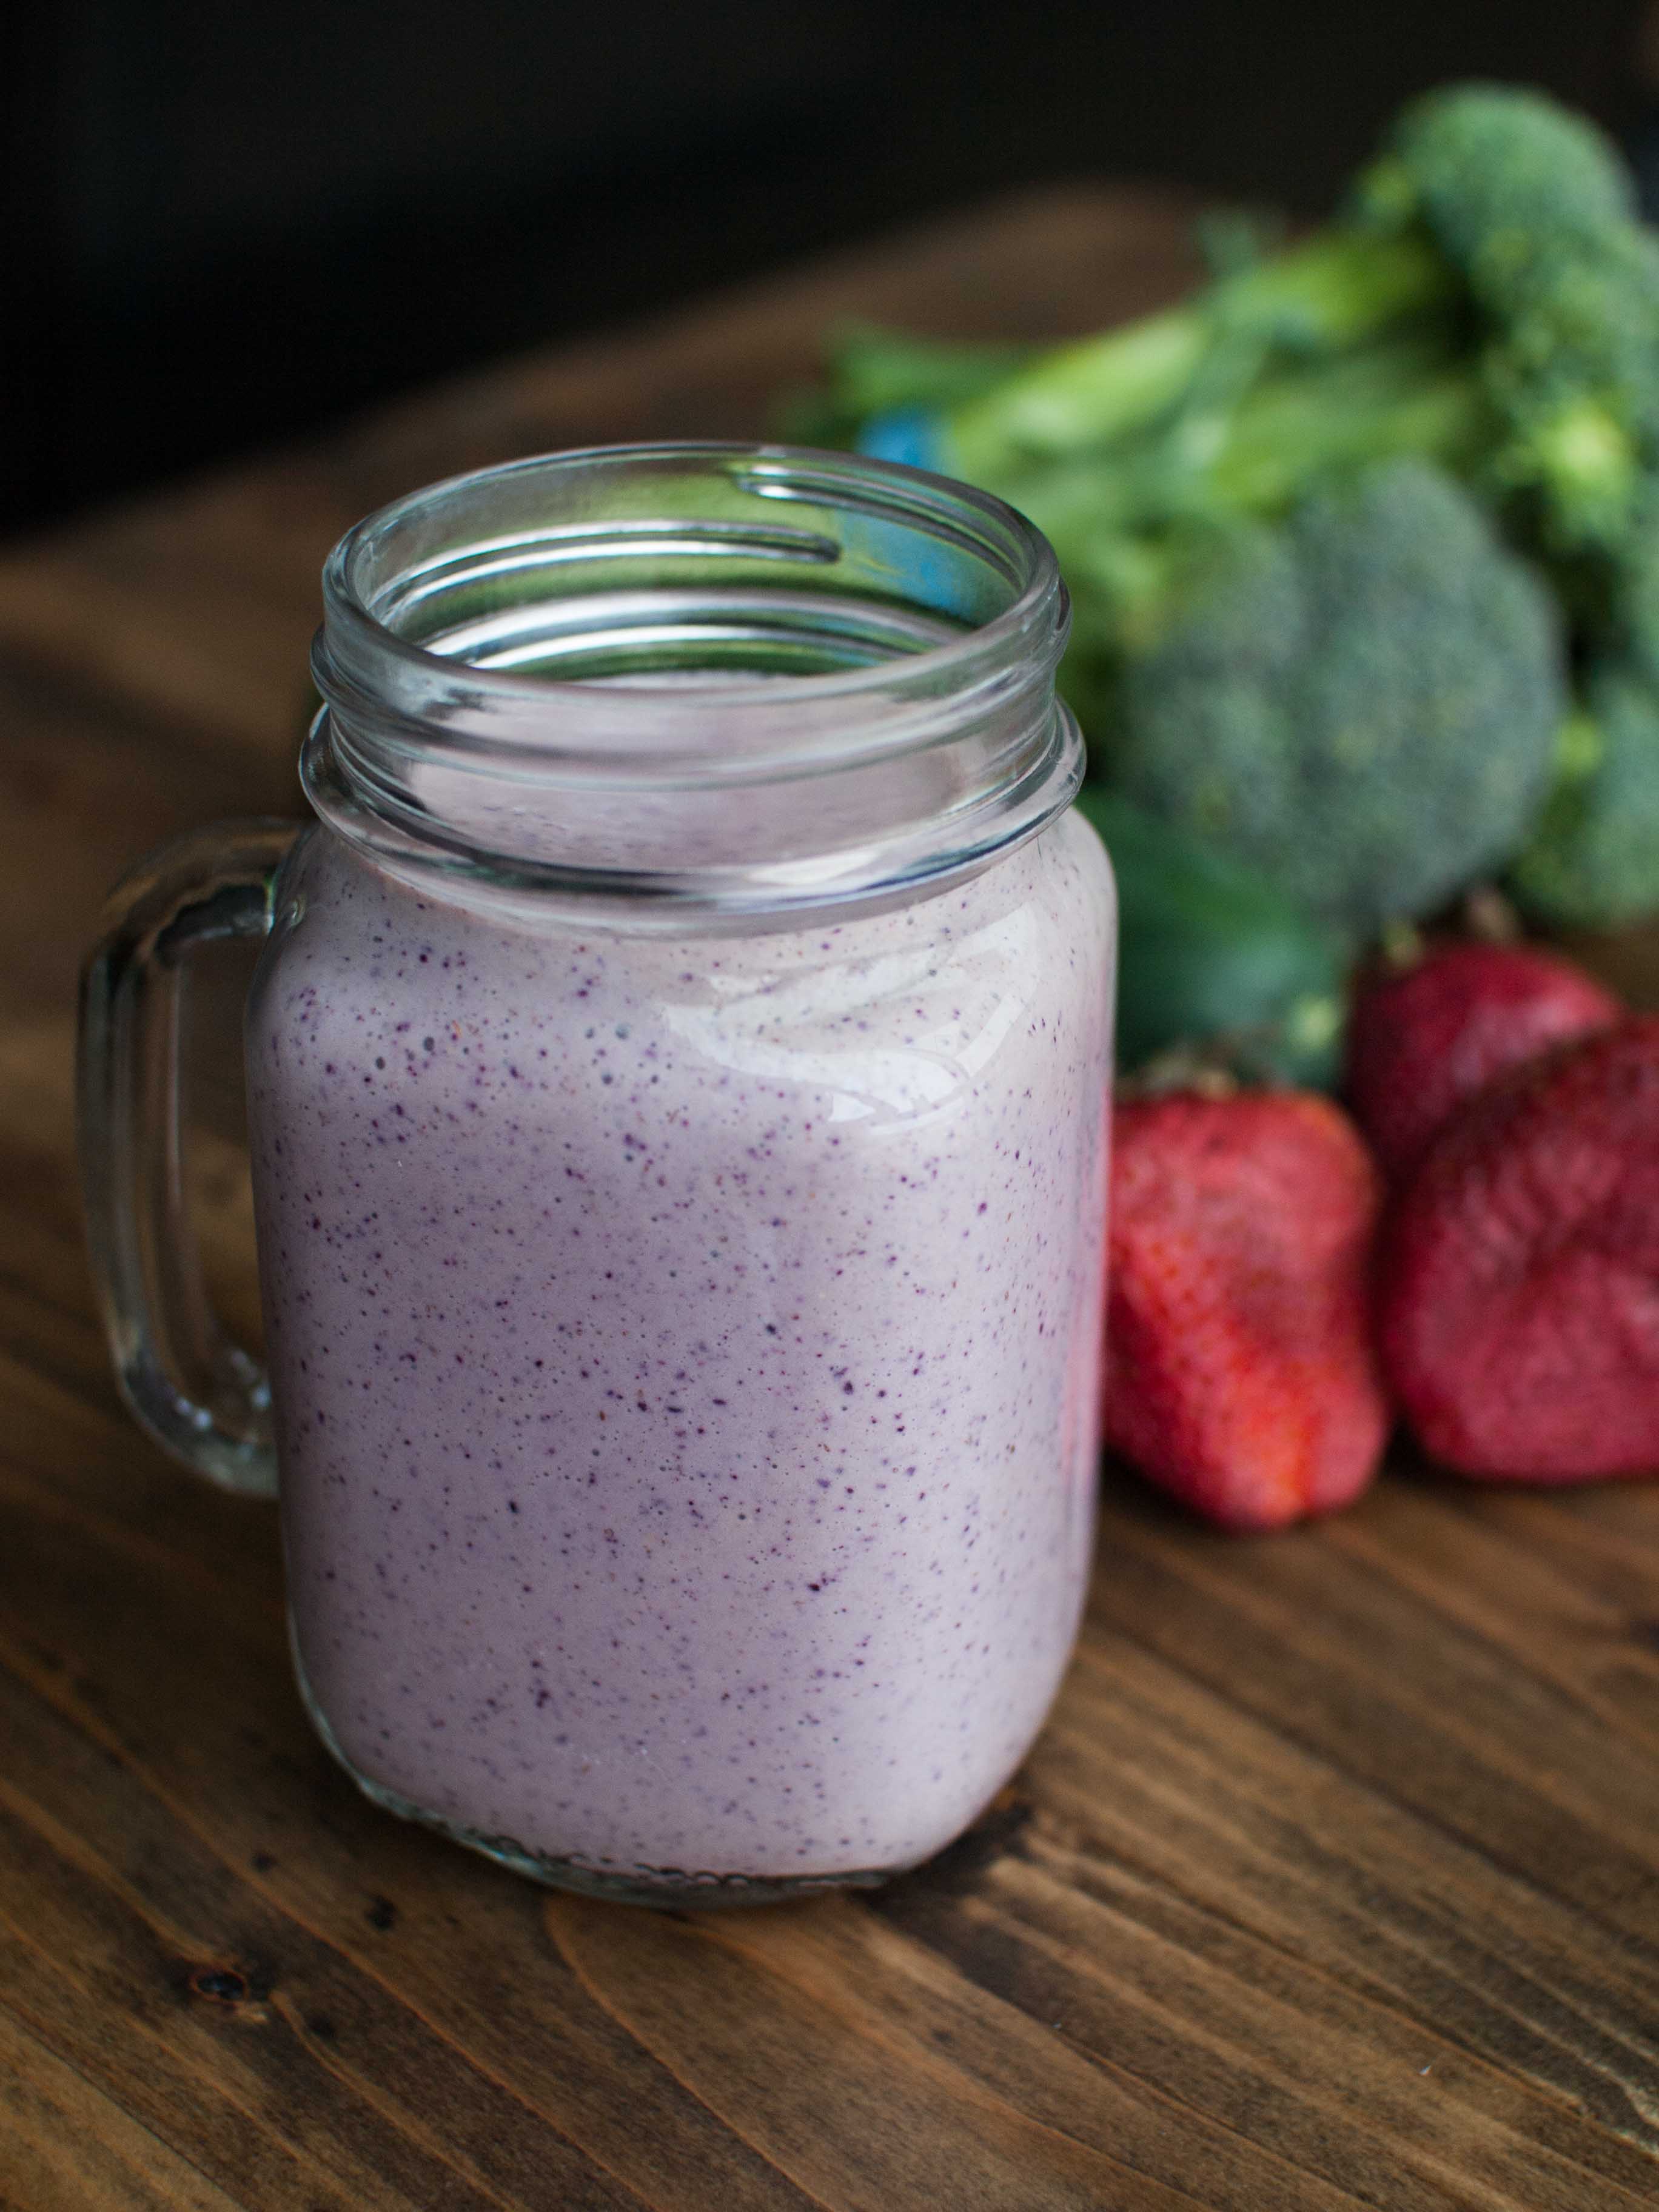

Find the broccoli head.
xmin=1509 ymin=661 xmax=1659 ymax=928
xmin=1362 ymin=85 xmax=1659 ymax=555
xmin=1479 ymin=226 xmax=1659 ymax=554
xmin=1361 ymin=83 xmax=1637 ymax=266
xmin=1110 ymin=459 xmax=1566 ymax=934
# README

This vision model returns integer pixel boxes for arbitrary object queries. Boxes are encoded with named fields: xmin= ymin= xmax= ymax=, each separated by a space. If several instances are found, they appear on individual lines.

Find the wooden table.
xmin=4 ymin=185 xmax=1659 ymax=2212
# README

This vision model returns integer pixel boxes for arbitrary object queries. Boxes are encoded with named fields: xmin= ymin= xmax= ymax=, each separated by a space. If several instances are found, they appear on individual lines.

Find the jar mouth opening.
xmin=320 ymin=442 xmax=1064 ymax=740
xmin=305 ymin=441 xmax=1081 ymax=921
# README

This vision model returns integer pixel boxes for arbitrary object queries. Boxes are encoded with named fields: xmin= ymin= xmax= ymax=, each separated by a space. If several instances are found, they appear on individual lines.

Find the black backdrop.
xmin=5 ymin=0 xmax=1644 ymax=533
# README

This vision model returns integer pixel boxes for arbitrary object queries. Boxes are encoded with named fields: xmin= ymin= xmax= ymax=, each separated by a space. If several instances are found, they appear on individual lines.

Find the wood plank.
xmin=546 ymin=1895 xmax=1273 ymax=2212
xmin=0 ymin=2005 xmax=244 ymax=2212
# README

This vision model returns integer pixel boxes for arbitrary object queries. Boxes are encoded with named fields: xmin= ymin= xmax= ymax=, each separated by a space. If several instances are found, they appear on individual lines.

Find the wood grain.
xmin=4 ymin=183 xmax=1659 ymax=2210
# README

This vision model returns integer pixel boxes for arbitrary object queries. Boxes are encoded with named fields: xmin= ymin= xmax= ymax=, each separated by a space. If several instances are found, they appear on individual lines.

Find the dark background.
xmin=7 ymin=0 xmax=1652 ymax=535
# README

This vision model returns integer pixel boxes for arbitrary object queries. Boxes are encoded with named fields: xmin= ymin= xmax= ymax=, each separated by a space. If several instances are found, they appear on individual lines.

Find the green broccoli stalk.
xmin=1012 ymin=330 xmax=1493 ymax=663
xmin=941 ymin=229 xmax=1454 ymax=481
xmin=1109 ymin=460 xmax=1567 ymax=935
xmin=776 ymin=325 xmax=1038 ymax=451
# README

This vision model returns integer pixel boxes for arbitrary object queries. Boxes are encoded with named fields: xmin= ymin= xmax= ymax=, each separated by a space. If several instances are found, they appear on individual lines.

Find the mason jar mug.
xmin=78 ymin=443 xmax=1116 ymax=1905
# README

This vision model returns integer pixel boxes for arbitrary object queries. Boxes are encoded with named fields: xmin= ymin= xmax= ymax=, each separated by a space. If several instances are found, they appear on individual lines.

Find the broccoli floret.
xmin=1477 ymin=228 xmax=1659 ymax=553
xmin=1362 ymin=85 xmax=1659 ymax=554
xmin=1509 ymin=662 xmax=1659 ymax=928
xmin=1111 ymin=460 xmax=1566 ymax=934
xmin=1360 ymin=82 xmax=1637 ymax=263
xmin=1498 ymin=489 xmax=1659 ymax=931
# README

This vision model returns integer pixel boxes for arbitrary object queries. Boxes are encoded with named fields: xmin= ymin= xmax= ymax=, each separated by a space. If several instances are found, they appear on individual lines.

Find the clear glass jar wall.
xmin=106 ymin=444 xmax=1118 ymax=1905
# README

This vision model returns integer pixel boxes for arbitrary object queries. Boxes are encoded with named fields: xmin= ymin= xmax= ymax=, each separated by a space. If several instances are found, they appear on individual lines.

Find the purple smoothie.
xmin=246 ymin=810 xmax=1113 ymax=1889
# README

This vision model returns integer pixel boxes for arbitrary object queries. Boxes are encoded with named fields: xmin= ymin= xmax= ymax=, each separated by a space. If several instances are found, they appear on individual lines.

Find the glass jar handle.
xmin=77 ymin=820 xmax=300 ymax=1497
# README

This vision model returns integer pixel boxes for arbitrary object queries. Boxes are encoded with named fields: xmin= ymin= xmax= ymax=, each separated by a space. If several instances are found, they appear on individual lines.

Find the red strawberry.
xmin=1107 ymin=1090 xmax=1389 ymax=1531
xmin=1346 ymin=940 xmax=1620 ymax=1182
xmin=1379 ymin=1017 xmax=1659 ymax=1481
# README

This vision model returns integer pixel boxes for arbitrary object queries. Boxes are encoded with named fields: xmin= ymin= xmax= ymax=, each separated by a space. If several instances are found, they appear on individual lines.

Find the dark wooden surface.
xmin=5 ymin=184 xmax=1659 ymax=2211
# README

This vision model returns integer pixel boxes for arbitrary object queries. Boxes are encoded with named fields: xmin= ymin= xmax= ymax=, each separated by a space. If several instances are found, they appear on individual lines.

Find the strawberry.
xmin=1107 ymin=1090 xmax=1389 ymax=1531
xmin=1345 ymin=940 xmax=1619 ymax=1182
xmin=1379 ymin=1018 xmax=1659 ymax=1481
